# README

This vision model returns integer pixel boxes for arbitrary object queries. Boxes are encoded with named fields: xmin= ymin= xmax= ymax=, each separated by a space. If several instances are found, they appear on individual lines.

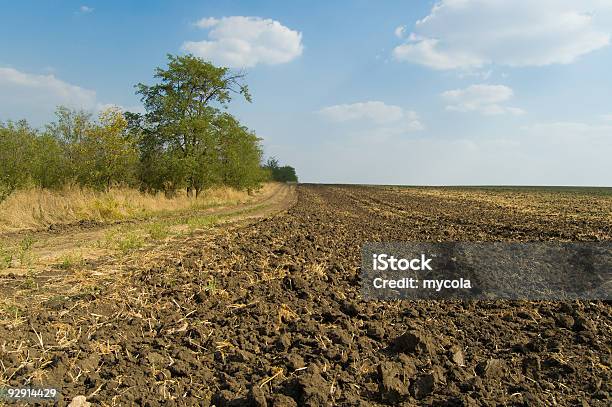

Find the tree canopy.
xmin=132 ymin=54 xmax=265 ymax=196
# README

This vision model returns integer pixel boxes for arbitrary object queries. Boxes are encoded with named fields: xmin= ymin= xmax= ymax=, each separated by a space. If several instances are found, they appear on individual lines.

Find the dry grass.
xmin=0 ymin=184 xmax=271 ymax=233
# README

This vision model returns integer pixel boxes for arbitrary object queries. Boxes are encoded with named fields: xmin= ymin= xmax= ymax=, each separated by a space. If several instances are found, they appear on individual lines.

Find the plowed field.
xmin=1 ymin=184 xmax=611 ymax=406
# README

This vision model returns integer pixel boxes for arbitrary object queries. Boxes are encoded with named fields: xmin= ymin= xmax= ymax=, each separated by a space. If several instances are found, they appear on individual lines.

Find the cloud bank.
xmin=393 ymin=0 xmax=612 ymax=69
xmin=0 ymin=67 xmax=141 ymax=125
xmin=0 ymin=67 xmax=97 ymax=123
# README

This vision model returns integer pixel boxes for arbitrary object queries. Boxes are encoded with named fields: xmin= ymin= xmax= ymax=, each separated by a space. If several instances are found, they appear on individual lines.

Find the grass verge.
xmin=0 ymin=184 xmax=273 ymax=233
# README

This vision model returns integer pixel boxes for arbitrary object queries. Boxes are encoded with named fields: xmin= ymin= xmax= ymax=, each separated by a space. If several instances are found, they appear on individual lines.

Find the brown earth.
xmin=0 ymin=184 xmax=611 ymax=406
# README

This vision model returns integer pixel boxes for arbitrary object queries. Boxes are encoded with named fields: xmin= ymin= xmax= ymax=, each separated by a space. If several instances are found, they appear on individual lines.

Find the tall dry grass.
xmin=0 ymin=184 xmax=270 ymax=233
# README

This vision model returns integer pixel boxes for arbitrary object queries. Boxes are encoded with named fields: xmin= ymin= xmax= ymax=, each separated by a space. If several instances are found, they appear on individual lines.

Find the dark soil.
xmin=1 ymin=184 xmax=611 ymax=406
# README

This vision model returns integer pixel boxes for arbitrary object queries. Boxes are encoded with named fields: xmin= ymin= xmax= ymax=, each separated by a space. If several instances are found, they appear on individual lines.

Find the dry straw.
xmin=0 ymin=185 xmax=265 ymax=233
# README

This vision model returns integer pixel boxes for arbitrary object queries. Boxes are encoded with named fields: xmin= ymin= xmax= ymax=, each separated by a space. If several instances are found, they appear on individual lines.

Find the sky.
xmin=1 ymin=0 xmax=612 ymax=186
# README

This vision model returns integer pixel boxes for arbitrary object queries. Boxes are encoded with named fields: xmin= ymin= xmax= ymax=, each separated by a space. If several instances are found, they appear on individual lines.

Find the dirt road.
xmin=0 ymin=182 xmax=295 ymax=277
xmin=1 ymin=184 xmax=610 ymax=406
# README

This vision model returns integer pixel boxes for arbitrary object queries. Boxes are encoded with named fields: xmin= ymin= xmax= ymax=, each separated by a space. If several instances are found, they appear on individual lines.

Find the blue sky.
xmin=1 ymin=1 xmax=611 ymax=186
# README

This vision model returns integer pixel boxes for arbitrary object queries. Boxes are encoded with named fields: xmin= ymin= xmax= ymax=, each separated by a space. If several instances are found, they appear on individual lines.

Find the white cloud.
xmin=0 ymin=66 xmax=139 ymax=125
xmin=182 ymin=16 xmax=303 ymax=68
xmin=319 ymin=101 xmax=423 ymax=139
xmin=195 ymin=17 xmax=219 ymax=29
xmin=395 ymin=37 xmax=484 ymax=70
xmin=79 ymin=6 xmax=94 ymax=14
xmin=601 ymin=113 xmax=612 ymax=121
xmin=393 ymin=0 xmax=612 ymax=70
xmin=0 ymin=67 xmax=97 ymax=110
xmin=394 ymin=25 xmax=406 ymax=39
xmin=319 ymin=101 xmax=404 ymax=123
xmin=442 ymin=84 xmax=524 ymax=115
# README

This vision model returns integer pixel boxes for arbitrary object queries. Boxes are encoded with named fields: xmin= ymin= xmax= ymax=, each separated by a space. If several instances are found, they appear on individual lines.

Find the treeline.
xmin=0 ymin=108 xmax=137 ymax=200
xmin=0 ymin=54 xmax=297 ymax=201
xmin=263 ymin=158 xmax=298 ymax=182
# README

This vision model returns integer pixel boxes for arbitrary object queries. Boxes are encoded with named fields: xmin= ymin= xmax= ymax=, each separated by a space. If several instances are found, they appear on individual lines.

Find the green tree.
xmin=45 ymin=106 xmax=93 ymax=183
xmin=263 ymin=157 xmax=298 ymax=183
xmin=135 ymin=54 xmax=252 ymax=196
xmin=45 ymin=106 xmax=92 ymax=144
xmin=265 ymin=157 xmax=279 ymax=171
xmin=0 ymin=120 xmax=37 ymax=198
xmin=0 ymin=120 xmax=69 ymax=200
xmin=212 ymin=113 xmax=267 ymax=192
xmin=73 ymin=107 xmax=139 ymax=190
xmin=30 ymin=133 xmax=69 ymax=189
